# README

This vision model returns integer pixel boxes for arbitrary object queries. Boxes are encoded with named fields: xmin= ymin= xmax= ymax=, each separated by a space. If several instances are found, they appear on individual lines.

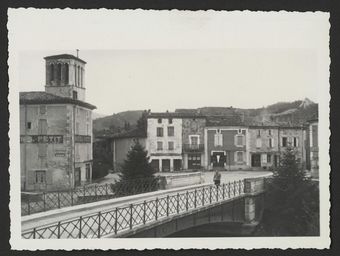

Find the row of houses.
xmin=107 ymin=112 xmax=319 ymax=178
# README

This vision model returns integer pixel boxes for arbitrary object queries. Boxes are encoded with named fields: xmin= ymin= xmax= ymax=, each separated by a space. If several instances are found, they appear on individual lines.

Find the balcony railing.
xmin=182 ymin=144 xmax=204 ymax=152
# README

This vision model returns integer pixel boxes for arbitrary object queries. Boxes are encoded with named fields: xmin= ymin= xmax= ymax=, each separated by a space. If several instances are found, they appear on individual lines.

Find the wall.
xmin=20 ymin=104 xmax=72 ymax=191
xmin=147 ymin=118 xmax=182 ymax=155
xmin=112 ymin=137 xmax=146 ymax=171
xmin=279 ymin=128 xmax=305 ymax=163
xmin=182 ymin=118 xmax=206 ymax=144
xmin=205 ymin=127 xmax=248 ymax=169
xmin=45 ymin=58 xmax=86 ymax=101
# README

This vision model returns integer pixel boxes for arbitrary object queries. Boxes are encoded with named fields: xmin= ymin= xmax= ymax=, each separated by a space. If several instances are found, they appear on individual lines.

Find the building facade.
xmin=146 ymin=113 xmax=183 ymax=172
xmin=20 ymin=54 xmax=96 ymax=191
xmin=248 ymin=126 xmax=280 ymax=169
xmin=181 ymin=117 xmax=206 ymax=170
xmin=307 ymin=119 xmax=319 ymax=179
xmin=278 ymin=126 xmax=306 ymax=166
xmin=204 ymin=126 xmax=249 ymax=170
xmin=109 ymin=132 xmax=146 ymax=172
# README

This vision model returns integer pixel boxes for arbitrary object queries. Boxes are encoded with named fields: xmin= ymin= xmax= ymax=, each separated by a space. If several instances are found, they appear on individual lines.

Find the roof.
xmin=20 ymin=91 xmax=96 ymax=110
xmin=44 ymin=54 xmax=86 ymax=64
xmin=206 ymin=115 xmax=245 ymax=127
xmin=147 ymin=112 xmax=206 ymax=119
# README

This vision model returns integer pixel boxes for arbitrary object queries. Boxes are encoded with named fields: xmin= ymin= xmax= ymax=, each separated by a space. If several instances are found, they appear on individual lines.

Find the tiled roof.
xmin=44 ymin=54 xmax=86 ymax=64
xmin=206 ymin=115 xmax=245 ymax=127
xmin=20 ymin=91 xmax=96 ymax=110
xmin=147 ymin=112 xmax=206 ymax=118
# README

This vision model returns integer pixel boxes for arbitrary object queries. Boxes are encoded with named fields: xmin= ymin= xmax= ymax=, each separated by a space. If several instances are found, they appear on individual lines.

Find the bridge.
xmin=21 ymin=176 xmax=267 ymax=239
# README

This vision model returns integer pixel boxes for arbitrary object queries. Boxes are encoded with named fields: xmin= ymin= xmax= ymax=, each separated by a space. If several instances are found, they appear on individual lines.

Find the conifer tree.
xmin=119 ymin=141 xmax=155 ymax=181
xmin=260 ymin=146 xmax=319 ymax=236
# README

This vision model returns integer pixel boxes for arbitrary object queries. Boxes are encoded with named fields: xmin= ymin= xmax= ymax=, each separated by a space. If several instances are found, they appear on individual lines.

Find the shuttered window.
xmin=38 ymin=119 xmax=47 ymax=134
xmin=214 ymin=133 xmax=223 ymax=146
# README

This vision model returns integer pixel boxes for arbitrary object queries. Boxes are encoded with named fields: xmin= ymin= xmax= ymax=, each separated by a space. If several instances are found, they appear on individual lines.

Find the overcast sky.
xmin=8 ymin=9 xmax=329 ymax=115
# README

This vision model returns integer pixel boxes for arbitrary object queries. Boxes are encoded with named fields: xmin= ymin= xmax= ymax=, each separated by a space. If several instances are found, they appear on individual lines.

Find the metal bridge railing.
xmin=21 ymin=177 xmax=163 ymax=216
xmin=22 ymin=179 xmax=245 ymax=239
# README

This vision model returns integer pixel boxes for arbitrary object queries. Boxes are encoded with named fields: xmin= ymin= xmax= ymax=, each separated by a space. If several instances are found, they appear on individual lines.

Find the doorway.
xmin=74 ymin=167 xmax=81 ymax=187
xmin=174 ymin=159 xmax=182 ymax=171
xmin=211 ymin=151 xmax=226 ymax=168
xmin=251 ymin=154 xmax=261 ymax=167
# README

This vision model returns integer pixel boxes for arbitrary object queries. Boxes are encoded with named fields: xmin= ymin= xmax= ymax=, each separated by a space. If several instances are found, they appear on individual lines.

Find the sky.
xmin=8 ymin=9 xmax=329 ymax=115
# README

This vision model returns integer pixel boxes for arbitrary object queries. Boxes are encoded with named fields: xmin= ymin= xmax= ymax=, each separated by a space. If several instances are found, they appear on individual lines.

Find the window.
xmin=50 ymin=64 xmax=54 ymax=82
xmin=157 ymin=141 xmax=163 ymax=150
xmin=65 ymin=64 xmax=69 ymax=84
xmin=168 ymin=118 xmax=173 ymax=124
xmin=269 ymin=138 xmax=273 ymax=148
xmin=87 ymin=124 xmax=89 ymax=135
xmin=57 ymin=63 xmax=62 ymax=84
xmin=157 ymin=127 xmax=163 ymax=137
xmin=235 ymin=135 xmax=244 ymax=146
xmin=168 ymin=126 xmax=174 ymax=136
xmin=268 ymin=129 xmax=272 ymax=135
xmin=257 ymin=130 xmax=261 ymax=137
xmin=35 ymin=171 xmax=46 ymax=184
xmin=236 ymin=151 xmax=244 ymax=162
xmin=86 ymin=164 xmax=91 ymax=181
xmin=168 ymin=141 xmax=174 ymax=150
xmin=256 ymin=138 xmax=262 ymax=148
xmin=158 ymin=118 xmax=162 ymax=124
xmin=38 ymin=119 xmax=47 ymax=134
xmin=73 ymin=91 xmax=78 ymax=100
xmin=27 ymin=122 xmax=32 ymax=129
xmin=40 ymin=105 xmax=46 ymax=115
xmin=282 ymin=137 xmax=288 ymax=147
xmin=293 ymin=137 xmax=299 ymax=147
xmin=190 ymin=135 xmax=199 ymax=145
xmin=214 ymin=133 xmax=223 ymax=146
xmin=267 ymin=154 xmax=272 ymax=163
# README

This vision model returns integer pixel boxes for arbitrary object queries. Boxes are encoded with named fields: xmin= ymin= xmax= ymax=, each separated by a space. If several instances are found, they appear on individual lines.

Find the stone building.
xmin=181 ymin=116 xmax=206 ymax=170
xmin=20 ymin=54 xmax=96 ymax=191
xmin=248 ymin=124 xmax=280 ymax=169
xmin=278 ymin=126 xmax=306 ymax=166
xmin=106 ymin=129 xmax=146 ymax=172
xmin=146 ymin=113 xmax=183 ymax=172
xmin=306 ymin=118 xmax=319 ymax=179
xmin=204 ymin=116 xmax=249 ymax=170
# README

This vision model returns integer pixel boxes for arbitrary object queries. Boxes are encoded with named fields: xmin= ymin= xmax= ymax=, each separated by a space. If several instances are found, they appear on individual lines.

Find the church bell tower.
xmin=44 ymin=53 xmax=86 ymax=101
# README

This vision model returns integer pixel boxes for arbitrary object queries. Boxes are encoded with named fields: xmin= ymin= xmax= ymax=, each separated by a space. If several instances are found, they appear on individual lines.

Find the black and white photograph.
xmin=7 ymin=9 xmax=330 ymax=250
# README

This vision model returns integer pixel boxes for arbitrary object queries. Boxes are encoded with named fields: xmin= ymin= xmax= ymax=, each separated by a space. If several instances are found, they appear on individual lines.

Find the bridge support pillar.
xmin=243 ymin=177 xmax=265 ymax=223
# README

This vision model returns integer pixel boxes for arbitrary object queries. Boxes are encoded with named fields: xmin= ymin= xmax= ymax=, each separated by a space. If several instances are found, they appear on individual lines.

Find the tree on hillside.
xmin=260 ymin=146 xmax=319 ymax=236
xmin=119 ymin=141 xmax=156 ymax=181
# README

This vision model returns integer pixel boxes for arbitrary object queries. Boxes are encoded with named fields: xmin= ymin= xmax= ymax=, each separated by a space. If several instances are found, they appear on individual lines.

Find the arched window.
xmin=57 ymin=63 xmax=62 ymax=85
xmin=50 ymin=64 xmax=54 ymax=83
xmin=78 ymin=66 xmax=81 ymax=87
xmin=65 ymin=64 xmax=69 ymax=84
xmin=75 ymin=64 xmax=77 ymax=86
xmin=80 ymin=68 xmax=84 ymax=87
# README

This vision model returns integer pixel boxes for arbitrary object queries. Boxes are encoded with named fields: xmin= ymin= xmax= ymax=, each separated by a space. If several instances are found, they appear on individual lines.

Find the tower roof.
xmin=20 ymin=91 xmax=96 ymax=110
xmin=44 ymin=54 xmax=86 ymax=64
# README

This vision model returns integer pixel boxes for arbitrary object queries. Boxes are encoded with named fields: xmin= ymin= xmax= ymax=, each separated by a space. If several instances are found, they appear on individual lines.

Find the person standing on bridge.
xmin=213 ymin=169 xmax=221 ymax=187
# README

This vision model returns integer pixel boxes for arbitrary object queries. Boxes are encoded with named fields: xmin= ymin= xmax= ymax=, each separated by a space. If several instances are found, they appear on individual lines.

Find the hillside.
xmin=93 ymin=98 xmax=318 ymax=133
xmin=93 ymin=110 xmax=144 ymax=132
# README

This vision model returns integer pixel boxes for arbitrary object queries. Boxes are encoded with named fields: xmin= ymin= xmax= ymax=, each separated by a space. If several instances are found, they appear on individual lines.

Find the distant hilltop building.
xmin=20 ymin=54 xmax=96 ymax=191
